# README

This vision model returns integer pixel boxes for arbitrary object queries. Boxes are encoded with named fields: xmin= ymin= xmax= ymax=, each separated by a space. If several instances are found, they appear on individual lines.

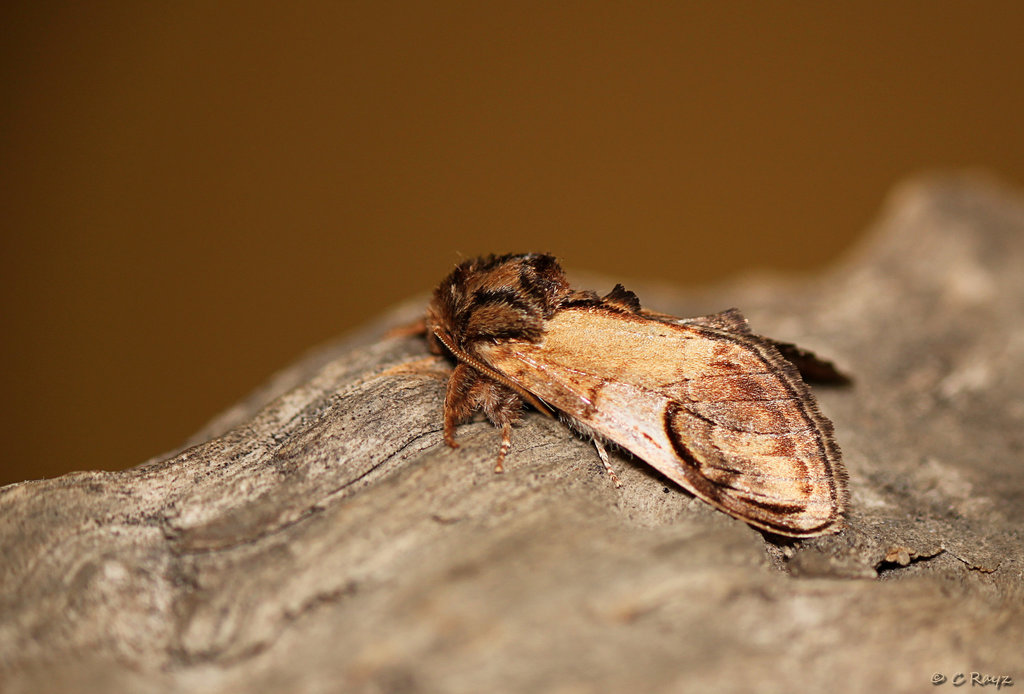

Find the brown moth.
xmin=423 ymin=253 xmax=848 ymax=537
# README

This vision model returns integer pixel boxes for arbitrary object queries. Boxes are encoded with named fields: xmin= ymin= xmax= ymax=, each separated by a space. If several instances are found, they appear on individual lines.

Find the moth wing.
xmin=642 ymin=307 xmax=850 ymax=384
xmin=477 ymin=308 xmax=846 ymax=536
xmin=644 ymin=306 xmax=752 ymax=333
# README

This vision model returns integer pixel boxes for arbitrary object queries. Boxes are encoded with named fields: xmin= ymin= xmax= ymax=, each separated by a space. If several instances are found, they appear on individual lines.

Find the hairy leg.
xmin=442 ymin=363 xmax=523 ymax=472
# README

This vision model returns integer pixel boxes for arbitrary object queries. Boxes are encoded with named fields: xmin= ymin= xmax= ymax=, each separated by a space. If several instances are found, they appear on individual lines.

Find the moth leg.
xmin=495 ymin=422 xmax=512 ymax=474
xmin=478 ymin=381 xmax=523 ymax=475
xmin=374 ymin=356 xmax=449 ymax=382
xmin=443 ymin=363 xmax=523 ymax=475
xmin=383 ymin=317 xmax=427 ymax=340
xmin=443 ymin=362 xmax=480 ymax=449
xmin=593 ymin=439 xmax=622 ymax=488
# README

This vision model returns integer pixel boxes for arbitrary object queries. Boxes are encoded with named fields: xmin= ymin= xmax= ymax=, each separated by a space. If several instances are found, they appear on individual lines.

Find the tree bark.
xmin=2 ymin=172 xmax=1022 ymax=693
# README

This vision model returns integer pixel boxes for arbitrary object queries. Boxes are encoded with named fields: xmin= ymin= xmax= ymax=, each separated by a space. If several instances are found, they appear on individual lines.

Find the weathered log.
xmin=2 ymin=173 xmax=1022 ymax=693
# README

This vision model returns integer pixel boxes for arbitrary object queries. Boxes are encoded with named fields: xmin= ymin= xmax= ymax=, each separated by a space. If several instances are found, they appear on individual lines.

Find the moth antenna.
xmin=432 ymin=329 xmax=555 ymax=417
xmin=593 ymin=439 xmax=622 ymax=488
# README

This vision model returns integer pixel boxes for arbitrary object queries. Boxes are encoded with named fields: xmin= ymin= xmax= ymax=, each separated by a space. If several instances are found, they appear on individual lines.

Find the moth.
xmin=422 ymin=253 xmax=848 ymax=537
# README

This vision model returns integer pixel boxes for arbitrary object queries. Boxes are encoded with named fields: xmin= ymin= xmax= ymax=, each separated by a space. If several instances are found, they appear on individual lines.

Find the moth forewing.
xmin=476 ymin=308 xmax=846 ymax=537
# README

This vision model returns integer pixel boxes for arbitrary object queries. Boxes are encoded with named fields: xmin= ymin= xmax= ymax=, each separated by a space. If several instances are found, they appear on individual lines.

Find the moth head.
xmin=426 ymin=253 xmax=572 ymax=353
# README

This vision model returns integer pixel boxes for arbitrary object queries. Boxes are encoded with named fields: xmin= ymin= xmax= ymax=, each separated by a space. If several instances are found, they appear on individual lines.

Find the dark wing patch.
xmin=602 ymin=284 xmax=642 ymax=313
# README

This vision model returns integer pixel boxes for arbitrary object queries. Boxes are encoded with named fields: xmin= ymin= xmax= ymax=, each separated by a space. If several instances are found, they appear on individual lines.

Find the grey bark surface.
xmin=2 ymin=173 xmax=1023 ymax=693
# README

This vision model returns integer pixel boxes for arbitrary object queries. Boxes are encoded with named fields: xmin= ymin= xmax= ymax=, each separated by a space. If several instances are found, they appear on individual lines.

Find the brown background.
xmin=2 ymin=3 xmax=1023 ymax=486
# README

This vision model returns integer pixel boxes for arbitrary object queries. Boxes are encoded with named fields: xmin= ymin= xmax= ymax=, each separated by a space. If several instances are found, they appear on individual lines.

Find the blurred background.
xmin=2 ymin=3 xmax=1023 ymax=485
